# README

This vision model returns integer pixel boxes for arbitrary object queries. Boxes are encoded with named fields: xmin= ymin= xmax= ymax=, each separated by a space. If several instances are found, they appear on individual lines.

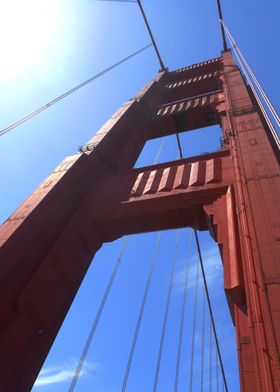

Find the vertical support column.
xmin=222 ymin=50 xmax=280 ymax=391
xmin=0 ymin=72 xmax=167 ymax=392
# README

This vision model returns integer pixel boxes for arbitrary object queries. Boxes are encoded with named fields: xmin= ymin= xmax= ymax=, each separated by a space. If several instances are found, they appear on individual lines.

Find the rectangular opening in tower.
xmin=179 ymin=124 xmax=222 ymax=157
xmin=134 ymin=124 xmax=222 ymax=168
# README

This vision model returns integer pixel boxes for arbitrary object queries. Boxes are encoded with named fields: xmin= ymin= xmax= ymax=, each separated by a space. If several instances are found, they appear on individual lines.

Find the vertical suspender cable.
xmin=68 ymin=236 xmax=129 ymax=392
xmin=189 ymin=253 xmax=199 ymax=392
xmin=209 ymin=317 xmax=213 ymax=392
xmin=121 ymin=232 xmax=162 ymax=392
xmin=222 ymin=375 xmax=225 ymax=392
xmin=175 ymin=127 xmax=228 ymax=392
xmin=174 ymin=231 xmax=192 ymax=392
xmin=175 ymin=132 xmax=184 ymax=160
xmin=200 ymin=289 xmax=206 ymax=392
xmin=194 ymin=230 xmax=228 ymax=392
xmin=175 ymin=133 xmax=183 ymax=159
xmin=154 ymin=140 xmax=165 ymax=164
xmin=153 ymin=230 xmax=181 ymax=392
xmin=69 ymin=139 xmax=165 ymax=391
xmin=216 ymin=344 xmax=219 ymax=392
xmin=189 ymin=254 xmax=200 ymax=392
xmin=120 ymin=139 xmax=164 ymax=391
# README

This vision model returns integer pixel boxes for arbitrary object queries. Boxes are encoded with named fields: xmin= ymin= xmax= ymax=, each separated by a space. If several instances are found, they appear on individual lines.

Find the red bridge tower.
xmin=0 ymin=50 xmax=279 ymax=391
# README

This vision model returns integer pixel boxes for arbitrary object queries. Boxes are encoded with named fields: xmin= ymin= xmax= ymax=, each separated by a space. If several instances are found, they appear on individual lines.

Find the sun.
xmin=0 ymin=0 xmax=59 ymax=79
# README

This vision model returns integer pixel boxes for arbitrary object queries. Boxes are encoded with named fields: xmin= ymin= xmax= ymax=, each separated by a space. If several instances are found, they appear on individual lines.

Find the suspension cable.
xmin=90 ymin=0 xmax=166 ymax=70
xmin=220 ymin=20 xmax=280 ymax=150
xmin=94 ymin=0 xmax=136 ymax=2
xmin=152 ymin=230 xmax=181 ymax=392
xmin=174 ymin=126 xmax=228 ymax=392
xmin=0 ymin=44 xmax=152 ymax=137
xmin=121 ymin=231 xmax=162 ymax=392
xmin=220 ymin=21 xmax=280 ymax=128
xmin=174 ymin=230 xmax=192 ymax=392
xmin=175 ymin=133 xmax=183 ymax=160
xmin=222 ymin=375 xmax=225 ymax=392
xmin=215 ymin=0 xmax=228 ymax=51
xmin=175 ymin=132 xmax=184 ymax=159
xmin=189 ymin=252 xmax=200 ymax=392
xmin=200 ymin=288 xmax=206 ymax=392
xmin=209 ymin=317 xmax=213 ymax=392
xmin=235 ymin=43 xmax=280 ymax=128
xmin=136 ymin=0 xmax=166 ymax=71
xmin=121 ymin=138 xmax=164 ymax=390
xmin=153 ymin=140 xmax=165 ymax=164
xmin=194 ymin=230 xmax=228 ymax=392
xmin=216 ymin=343 xmax=219 ymax=392
xmin=69 ymin=140 xmax=164 ymax=390
xmin=68 ymin=236 xmax=129 ymax=392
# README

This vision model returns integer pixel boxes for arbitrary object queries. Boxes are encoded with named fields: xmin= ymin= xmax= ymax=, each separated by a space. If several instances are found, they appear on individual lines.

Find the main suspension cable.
xmin=0 ymin=44 xmax=152 ymax=137
xmin=174 ymin=230 xmax=192 ymax=392
xmin=221 ymin=21 xmax=280 ymax=128
xmin=189 ymin=252 xmax=200 ymax=392
xmin=136 ymin=0 xmax=166 ymax=71
xmin=68 ymin=236 xmax=129 ymax=392
xmin=92 ymin=0 xmax=165 ymax=70
xmin=121 ymin=231 xmax=162 ymax=392
xmin=220 ymin=20 xmax=280 ymax=150
xmin=153 ymin=230 xmax=181 ymax=392
xmin=235 ymin=44 xmax=280 ymax=128
xmin=215 ymin=0 xmax=228 ymax=51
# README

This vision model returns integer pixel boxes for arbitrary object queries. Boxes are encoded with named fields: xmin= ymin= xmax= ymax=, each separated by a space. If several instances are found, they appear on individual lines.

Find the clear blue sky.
xmin=0 ymin=0 xmax=279 ymax=391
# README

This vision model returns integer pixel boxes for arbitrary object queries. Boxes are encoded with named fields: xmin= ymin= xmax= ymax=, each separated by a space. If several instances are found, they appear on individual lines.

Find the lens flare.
xmin=0 ymin=0 xmax=58 ymax=79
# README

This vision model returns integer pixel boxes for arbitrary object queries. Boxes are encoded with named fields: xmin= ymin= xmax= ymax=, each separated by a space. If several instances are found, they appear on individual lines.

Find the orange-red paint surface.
xmin=0 ymin=51 xmax=279 ymax=391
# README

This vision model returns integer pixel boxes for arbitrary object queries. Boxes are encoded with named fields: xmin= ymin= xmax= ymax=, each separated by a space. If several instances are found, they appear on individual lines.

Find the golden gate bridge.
xmin=0 ymin=1 xmax=279 ymax=391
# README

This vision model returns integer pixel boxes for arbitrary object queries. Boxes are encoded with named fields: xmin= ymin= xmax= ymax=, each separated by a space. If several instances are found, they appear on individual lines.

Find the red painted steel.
xmin=0 ymin=51 xmax=279 ymax=391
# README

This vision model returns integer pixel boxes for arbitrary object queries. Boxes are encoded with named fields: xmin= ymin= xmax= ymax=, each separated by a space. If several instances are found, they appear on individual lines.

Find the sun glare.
xmin=0 ymin=0 xmax=58 ymax=79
